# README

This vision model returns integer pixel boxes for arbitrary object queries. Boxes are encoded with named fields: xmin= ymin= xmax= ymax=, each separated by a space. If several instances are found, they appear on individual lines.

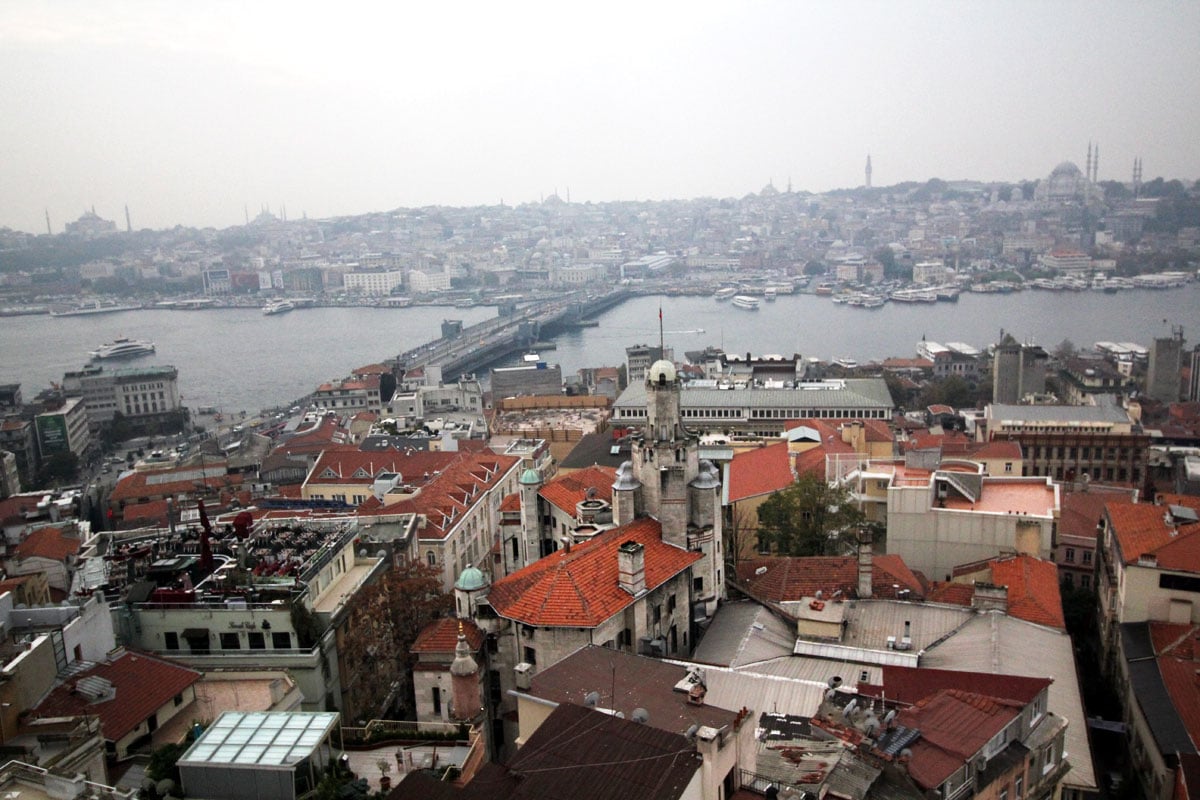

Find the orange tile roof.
xmin=0 ymin=494 xmax=44 ymax=525
xmin=33 ymin=650 xmax=201 ymax=742
xmin=539 ymin=465 xmax=617 ymax=515
xmin=15 ymin=526 xmax=81 ymax=562
xmin=728 ymin=442 xmax=794 ymax=502
xmin=926 ymin=582 xmax=976 ymax=606
xmin=898 ymin=689 xmax=1021 ymax=790
xmin=500 ymin=492 xmax=522 ymax=513
xmin=735 ymin=554 xmax=924 ymax=601
xmin=940 ymin=478 xmax=1056 ymax=516
xmin=411 ymin=617 xmax=484 ymax=655
xmin=988 ymin=555 xmax=1065 ymax=629
xmin=306 ymin=448 xmax=458 ymax=487
xmin=1108 ymin=501 xmax=1200 ymax=569
xmin=486 ymin=518 xmax=701 ymax=627
xmin=121 ymin=499 xmax=171 ymax=526
xmin=108 ymin=461 xmax=236 ymax=504
xmin=1150 ymin=623 xmax=1200 ymax=751
xmin=968 ymin=440 xmax=1023 ymax=461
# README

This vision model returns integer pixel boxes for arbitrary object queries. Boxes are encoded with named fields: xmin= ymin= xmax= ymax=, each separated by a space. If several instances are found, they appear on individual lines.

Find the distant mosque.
xmin=1033 ymin=142 xmax=1104 ymax=204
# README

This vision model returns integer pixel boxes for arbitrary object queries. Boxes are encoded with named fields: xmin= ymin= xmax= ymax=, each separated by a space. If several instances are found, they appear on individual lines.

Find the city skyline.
xmin=2 ymin=1 xmax=1198 ymax=232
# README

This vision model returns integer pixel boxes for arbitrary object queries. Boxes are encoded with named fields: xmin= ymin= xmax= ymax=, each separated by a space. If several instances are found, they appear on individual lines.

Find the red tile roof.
xmin=1059 ymin=487 xmax=1132 ymax=540
xmin=1108 ymin=501 xmax=1200 ymax=569
xmin=898 ymin=689 xmax=1022 ymax=790
xmin=728 ymin=442 xmax=794 ymax=502
xmin=0 ymin=494 xmax=43 ymax=525
xmin=539 ymin=465 xmax=617 ymax=515
xmin=376 ymin=451 xmax=519 ymax=542
xmin=735 ymin=554 xmax=924 ymax=601
xmin=306 ymin=448 xmax=459 ymax=487
xmin=33 ymin=650 xmax=201 ymax=742
xmin=109 ymin=461 xmax=237 ymax=505
xmin=968 ymin=440 xmax=1023 ymax=461
xmin=486 ymin=518 xmax=701 ymax=627
xmin=927 ymin=555 xmax=1065 ymax=629
xmin=859 ymin=664 xmax=1051 ymax=708
xmin=121 ymin=499 xmax=171 ymax=526
xmin=412 ymin=617 xmax=484 ymax=655
xmin=1150 ymin=623 xmax=1200 ymax=751
xmin=500 ymin=492 xmax=521 ymax=513
xmin=14 ymin=525 xmax=81 ymax=562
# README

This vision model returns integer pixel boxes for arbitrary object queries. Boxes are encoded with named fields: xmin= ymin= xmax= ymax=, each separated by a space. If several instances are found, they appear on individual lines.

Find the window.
xmin=1000 ymin=788 xmax=1009 ymax=800
xmin=219 ymin=632 xmax=240 ymax=650
xmin=523 ymin=646 xmax=537 ymax=666
xmin=1004 ymin=462 xmax=1013 ymax=474
xmin=272 ymin=631 xmax=291 ymax=649
xmin=668 ymin=594 xmax=677 ymax=614
xmin=164 ymin=632 xmax=179 ymax=650
xmin=1064 ymin=548 xmax=1075 ymax=563
xmin=694 ymin=576 xmax=704 ymax=592
xmin=173 ymin=693 xmax=184 ymax=707
xmin=427 ymin=551 xmax=436 ymax=566
xmin=1082 ymin=550 xmax=1092 ymax=565
xmin=1081 ymin=574 xmax=1091 ymax=589
xmin=432 ymin=686 xmax=442 ymax=715
xmin=1015 ymin=776 xmax=1024 ymax=799
xmin=248 ymin=632 xmax=266 ymax=650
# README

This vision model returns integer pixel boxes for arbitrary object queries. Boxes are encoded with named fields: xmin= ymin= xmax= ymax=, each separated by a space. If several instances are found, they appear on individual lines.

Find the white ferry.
xmin=90 ymin=337 xmax=155 ymax=360
xmin=714 ymin=287 xmax=737 ymax=301
xmin=732 ymin=295 xmax=760 ymax=310
xmin=262 ymin=299 xmax=296 ymax=316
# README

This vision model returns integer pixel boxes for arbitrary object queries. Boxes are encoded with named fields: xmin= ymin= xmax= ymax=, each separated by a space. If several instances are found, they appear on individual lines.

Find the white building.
xmin=342 ymin=269 xmax=405 ymax=296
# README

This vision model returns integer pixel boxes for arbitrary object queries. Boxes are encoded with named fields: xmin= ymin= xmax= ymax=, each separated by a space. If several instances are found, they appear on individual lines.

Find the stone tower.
xmin=518 ymin=467 xmax=543 ymax=566
xmin=449 ymin=623 xmax=481 ymax=722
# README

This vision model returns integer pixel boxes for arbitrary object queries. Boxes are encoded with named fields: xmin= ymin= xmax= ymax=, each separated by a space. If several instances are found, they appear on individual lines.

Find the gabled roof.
xmin=505 ymin=703 xmax=702 ymax=800
xmin=14 ymin=525 xmax=81 ymax=562
xmin=377 ymin=452 xmax=519 ymax=542
xmin=898 ymin=689 xmax=1022 ymax=790
xmin=34 ymin=650 xmax=202 ymax=742
xmin=1146 ymin=622 xmax=1200 ymax=753
xmin=539 ymin=465 xmax=616 ymax=515
xmin=728 ymin=442 xmax=794 ymax=502
xmin=736 ymin=555 xmax=924 ymax=602
xmin=412 ymin=617 xmax=484 ymax=655
xmin=486 ymin=518 xmax=701 ymax=627
xmin=1107 ymin=501 xmax=1200 ymax=570
xmin=305 ymin=447 xmax=458 ymax=487
xmin=968 ymin=440 xmax=1023 ymax=461
xmin=929 ymin=555 xmax=1064 ymax=629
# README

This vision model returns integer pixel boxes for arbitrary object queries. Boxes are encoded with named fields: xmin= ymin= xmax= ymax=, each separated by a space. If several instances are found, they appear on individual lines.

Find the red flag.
xmin=658 ymin=305 xmax=662 ymax=321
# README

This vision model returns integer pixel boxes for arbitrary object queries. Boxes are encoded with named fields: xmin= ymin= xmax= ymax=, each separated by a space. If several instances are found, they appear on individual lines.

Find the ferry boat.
xmin=764 ymin=287 xmax=778 ymax=301
xmin=50 ymin=299 xmax=141 ymax=317
xmin=714 ymin=287 xmax=737 ymax=301
xmin=262 ymin=299 xmax=296 ymax=316
xmin=731 ymin=295 xmax=760 ymax=310
xmin=90 ymin=337 xmax=155 ymax=360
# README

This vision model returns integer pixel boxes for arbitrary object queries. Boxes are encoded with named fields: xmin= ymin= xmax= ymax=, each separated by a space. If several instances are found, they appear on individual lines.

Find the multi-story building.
xmin=34 ymin=397 xmax=91 ymax=462
xmin=1057 ymin=358 xmax=1133 ymax=405
xmin=1039 ymin=250 xmax=1093 ymax=274
xmin=992 ymin=334 xmax=1048 ymax=404
xmin=201 ymin=267 xmax=232 ymax=295
xmin=407 ymin=268 xmax=452 ymax=294
xmin=1147 ymin=331 xmax=1186 ymax=403
xmin=625 ymin=344 xmax=673 ymax=385
xmin=62 ymin=364 xmax=182 ymax=432
xmin=342 ymin=268 xmax=405 ymax=295
xmin=0 ymin=417 xmax=37 ymax=488
xmin=981 ymin=401 xmax=1149 ymax=485
xmin=490 ymin=362 xmax=563 ymax=399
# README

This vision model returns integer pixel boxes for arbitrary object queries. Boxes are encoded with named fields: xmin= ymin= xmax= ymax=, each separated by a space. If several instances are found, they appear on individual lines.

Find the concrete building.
xmin=61 ymin=364 xmax=183 ymax=432
xmin=34 ymin=397 xmax=91 ymax=462
xmin=1147 ymin=330 xmax=1186 ymax=403
xmin=342 ymin=268 xmax=405 ymax=295
xmin=625 ymin=344 xmax=673 ymax=385
xmin=981 ymin=402 xmax=1149 ymax=485
xmin=490 ymin=361 xmax=562 ymax=399
xmin=992 ymin=334 xmax=1048 ymax=404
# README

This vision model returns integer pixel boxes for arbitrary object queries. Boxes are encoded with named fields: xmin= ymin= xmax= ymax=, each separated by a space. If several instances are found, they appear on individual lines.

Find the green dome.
xmin=455 ymin=566 xmax=488 ymax=592
xmin=519 ymin=468 xmax=541 ymax=485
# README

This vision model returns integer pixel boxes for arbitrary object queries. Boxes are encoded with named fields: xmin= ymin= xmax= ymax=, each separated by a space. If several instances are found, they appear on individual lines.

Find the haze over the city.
xmin=2 ymin=0 xmax=1198 ymax=233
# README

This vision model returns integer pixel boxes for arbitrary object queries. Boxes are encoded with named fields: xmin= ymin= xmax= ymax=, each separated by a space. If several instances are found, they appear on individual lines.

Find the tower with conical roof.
xmin=518 ymin=467 xmax=543 ymax=567
xmin=865 ymin=154 xmax=872 ymax=189
xmin=449 ymin=623 xmax=481 ymax=722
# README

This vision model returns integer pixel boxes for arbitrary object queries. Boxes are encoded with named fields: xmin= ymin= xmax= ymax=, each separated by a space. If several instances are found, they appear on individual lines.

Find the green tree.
xmin=803 ymin=260 xmax=827 ymax=276
xmin=37 ymin=451 xmax=79 ymax=486
xmin=757 ymin=473 xmax=864 ymax=556
xmin=873 ymin=246 xmax=897 ymax=277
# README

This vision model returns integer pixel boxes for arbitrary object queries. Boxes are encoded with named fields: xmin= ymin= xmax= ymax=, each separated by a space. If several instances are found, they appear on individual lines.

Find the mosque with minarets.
xmin=1033 ymin=142 xmax=1105 ymax=204
xmin=421 ymin=356 xmax=727 ymax=751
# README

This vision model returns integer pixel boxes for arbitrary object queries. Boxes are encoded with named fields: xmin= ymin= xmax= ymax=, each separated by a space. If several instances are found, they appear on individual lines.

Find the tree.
xmin=873 ymin=246 xmax=897 ymax=277
xmin=37 ymin=451 xmax=79 ymax=486
xmin=1053 ymin=339 xmax=1076 ymax=362
xmin=756 ymin=473 xmax=864 ymax=556
xmin=803 ymin=260 xmax=827 ymax=276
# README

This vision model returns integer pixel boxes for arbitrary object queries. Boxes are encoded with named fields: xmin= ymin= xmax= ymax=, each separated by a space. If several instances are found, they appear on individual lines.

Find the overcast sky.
xmin=2 ymin=1 xmax=1197 ymax=232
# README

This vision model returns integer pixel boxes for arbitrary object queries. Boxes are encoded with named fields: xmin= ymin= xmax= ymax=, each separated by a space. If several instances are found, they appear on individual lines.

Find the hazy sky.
xmin=2 ymin=1 xmax=1197 ymax=232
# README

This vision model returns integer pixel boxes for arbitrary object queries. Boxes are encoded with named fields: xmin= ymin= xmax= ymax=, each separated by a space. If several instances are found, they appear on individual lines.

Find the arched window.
xmin=426 ymin=551 xmax=436 ymax=566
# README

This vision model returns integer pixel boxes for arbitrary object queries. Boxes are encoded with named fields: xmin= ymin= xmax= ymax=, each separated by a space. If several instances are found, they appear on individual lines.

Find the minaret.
xmin=1086 ymin=142 xmax=1093 ymax=182
xmin=1133 ymin=158 xmax=1143 ymax=197
xmin=1092 ymin=143 xmax=1099 ymax=182
xmin=44 ymin=209 xmax=51 ymax=236
xmin=449 ymin=623 xmax=481 ymax=722
xmin=865 ymin=154 xmax=873 ymax=189
xmin=125 ymin=205 xmax=132 ymax=232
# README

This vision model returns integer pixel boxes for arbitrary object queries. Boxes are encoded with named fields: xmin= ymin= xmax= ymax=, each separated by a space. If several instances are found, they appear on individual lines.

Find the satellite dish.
xmin=632 ymin=708 xmax=649 ymax=724
xmin=376 ymin=549 xmax=388 ymax=559
xmin=584 ymin=691 xmax=601 ymax=707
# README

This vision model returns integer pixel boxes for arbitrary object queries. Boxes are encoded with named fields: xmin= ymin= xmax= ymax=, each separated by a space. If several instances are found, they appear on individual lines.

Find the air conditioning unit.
xmin=895 ymin=636 xmax=913 ymax=651
xmin=514 ymin=662 xmax=534 ymax=691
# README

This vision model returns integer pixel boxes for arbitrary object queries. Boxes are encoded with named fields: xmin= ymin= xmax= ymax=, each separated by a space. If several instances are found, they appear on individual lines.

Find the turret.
xmin=518 ymin=467 xmax=542 ymax=567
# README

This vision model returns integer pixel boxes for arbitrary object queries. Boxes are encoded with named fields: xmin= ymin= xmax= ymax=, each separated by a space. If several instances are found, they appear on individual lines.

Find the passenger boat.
xmin=90 ymin=337 xmax=155 ymax=360
xmin=262 ymin=299 xmax=296 ymax=316
xmin=731 ymin=295 xmax=760 ymax=310
xmin=714 ymin=287 xmax=737 ymax=301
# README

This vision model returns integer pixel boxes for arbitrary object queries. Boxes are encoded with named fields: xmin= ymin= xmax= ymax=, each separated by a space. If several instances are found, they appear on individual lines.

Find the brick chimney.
xmin=857 ymin=528 xmax=873 ymax=599
xmin=618 ymin=540 xmax=646 ymax=596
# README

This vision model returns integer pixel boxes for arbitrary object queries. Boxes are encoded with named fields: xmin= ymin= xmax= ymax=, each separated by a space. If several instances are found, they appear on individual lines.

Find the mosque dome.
xmin=1050 ymin=161 xmax=1083 ymax=178
xmin=455 ymin=566 xmax=488 ymax=592
xmin=647 ymin=359 xmax=677 ymax=386
xmin=519 ymin=468 xmax=541 ymax=486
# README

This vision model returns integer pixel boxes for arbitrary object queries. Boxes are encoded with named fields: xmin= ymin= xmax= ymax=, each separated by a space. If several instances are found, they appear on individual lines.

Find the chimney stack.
xmin=857 ymin=528 xmax=873 ymax=599
xmin=972 ymin=582 xmax=1009 ymax=613
xmin=618 ymin=540 xmax=646 ymax=596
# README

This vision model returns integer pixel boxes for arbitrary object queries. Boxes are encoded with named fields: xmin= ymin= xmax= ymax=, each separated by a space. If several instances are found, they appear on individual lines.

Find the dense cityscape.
xmin=0 ymin=151 xmax=1198 ymax=800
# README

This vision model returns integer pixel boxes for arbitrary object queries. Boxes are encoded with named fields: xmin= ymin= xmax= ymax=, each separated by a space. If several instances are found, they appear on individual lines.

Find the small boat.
xmin=262 ymin=299 xmax=295 ymax=316
xmin=732 ymin=295 xmax=760 ymax=310
xmin=90 ymin=337 xmax=155 ymax=360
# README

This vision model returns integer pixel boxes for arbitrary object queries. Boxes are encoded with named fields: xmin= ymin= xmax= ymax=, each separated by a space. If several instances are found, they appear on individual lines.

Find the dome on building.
xmin=647 ymin=359 xmax=677 ymax=386
xmin=1050 ymin=161 xmax=1083 ymax=178
xmin=613 ymin=461 xmax=642 ymax=491
xmin=1035 ymin=160 xmax=1100 ymax=203
xmin=455 ymin=566 xmax=488 ymax=592
xmin=519 ymin=468 xmax=541 ymax=486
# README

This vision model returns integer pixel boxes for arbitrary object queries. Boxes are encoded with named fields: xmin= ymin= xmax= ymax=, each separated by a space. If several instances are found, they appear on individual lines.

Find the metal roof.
xmin=1121 ymin=621 xmax=1156 ymax=661
xmin=691 ymin=600 xmax=796 ymax=668
xmin=917 ymin=613 xmax=1097 ymax=791
xmin=1127 ymin=660 xmax=1198 ymax=757
xmin=987 ymin=403 xmax=1131 ymax=424
xmin=613 ymin=379 xmax=894 ymax=410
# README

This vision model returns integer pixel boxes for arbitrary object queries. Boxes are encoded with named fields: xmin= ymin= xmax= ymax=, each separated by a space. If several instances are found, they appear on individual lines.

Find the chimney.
xmin=857 ymin=528 xmax=873 ymax=599
xmin=972 ymin=582 xmax=1009 ymax=613
xmin=618 ymin=540 xmax=646 ymax=596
